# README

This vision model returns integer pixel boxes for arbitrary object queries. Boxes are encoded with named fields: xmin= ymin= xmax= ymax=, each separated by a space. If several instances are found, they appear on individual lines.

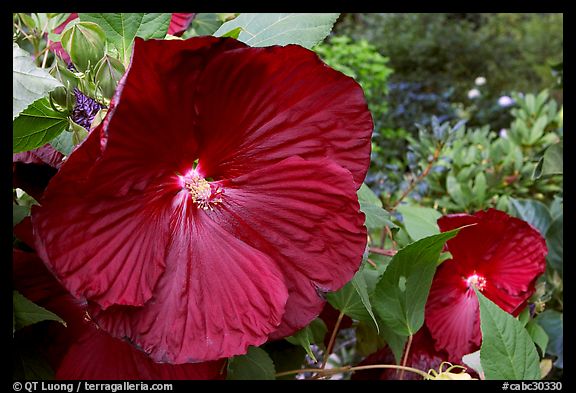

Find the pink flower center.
xmin=181 ymin=171 xmax=223 ymax=211
xmin=464 ymin=273 xmax=487 ymax=291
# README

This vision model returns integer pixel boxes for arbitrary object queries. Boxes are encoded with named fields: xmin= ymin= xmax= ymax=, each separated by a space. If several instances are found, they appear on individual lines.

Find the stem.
xmin=391 ymin=143 xmax=443 ymax=211
xmin=321 ymin=311 xmax=345 ymax=369
xmin=274 ymin=364 xmax=430 ymax=380
xmin=41 ymin=45 xmax=50 ymax=68
xmin=384 ymin=225 xmax=398 ymax=249
xmin=368 ymin=247 xmax=397 ymax=257
xmin=399 ymin=334 xmax=413 ymax=380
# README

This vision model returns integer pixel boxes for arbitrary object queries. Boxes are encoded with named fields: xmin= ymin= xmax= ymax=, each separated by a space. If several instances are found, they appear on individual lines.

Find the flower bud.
xmin=94 ymin=55 xmax=126 ymax=99
xmin=60 ymin=21 xmax=106 ymax=72
xmin=49 ymin=56 xmax=80 ymax=110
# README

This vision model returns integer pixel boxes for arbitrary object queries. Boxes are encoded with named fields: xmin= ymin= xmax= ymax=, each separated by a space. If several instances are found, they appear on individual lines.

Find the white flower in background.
xmin=467 ymin=88 xmax=481 ymax=99
xmin=498 ymin=95 xmax=515 ymax=107
xmin=474 ymin=76 xmax=487 ymax=86
xmin=499 ymin=129 xmax=508 ymax=138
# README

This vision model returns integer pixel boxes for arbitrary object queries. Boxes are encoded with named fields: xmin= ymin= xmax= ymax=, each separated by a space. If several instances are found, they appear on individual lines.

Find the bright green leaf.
xmin=13 ymin=43 xmax=63 ymax=119
xmin=227 ymin=346 xmax=276 ymax=380
xmin=13 ymin=291 xmax=65 ymax=333
xmin=526 ymin=320 xmax=549 ymax=355
xmin=13 ymin=97 xmax=69 ymax=153
xmin=510 ymin=198 xmax=552 ymax=236
xmin=214 ymin=13 xmax=340 ymax=49
xmin=220 ymin=27 xmax=243 ymax=39
xmin=476 ymin=289 xmax=541 ymax=380
xmin=545 ymin=214 xmax=563 ymax=275
xmin=378 ymin=321 xmax=407 ymax=364
xmin=536 ymin=310 xmax=562 ymax=369
xmin=372 ymin=228 xmax=461 ymax=336
xmin=79 ymin=13 xmax=171 ymax=66
xmin=397 ymin=204 xmax=441 ymax=241
xmin=286 ymin=318 xmax=327 ymax=362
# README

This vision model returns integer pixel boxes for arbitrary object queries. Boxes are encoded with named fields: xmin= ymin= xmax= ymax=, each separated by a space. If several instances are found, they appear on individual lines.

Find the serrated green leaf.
xmin=545 ymin=214 xmax=563 ymax=276
xmin=536 ymin=310 xmax=562 ymax=369
xmin=286 ymin=318 xmax=327 ymax=362
xmin=510 ymin=198 xmax=552 ymax=236
xmin=227 ymin=346 xmax=276 ymax=380
xmin=397 ymin=204 xmax=441 ymax=241
xmin=79 ymin=13 xmax=171 ymax=66
xmin=13 ymin=43 xmax=63 ymax=119
xmin=214 ymin=13 xmax=339 ymax=49
xmin=13 ymin=291 xmax=65 ymax=333
xmin=526 ymin=320 xmax=549 ymax=355
xmin=476 ymin=289 xmax=541 ymax=380
xmin=372 ymin=229 xmax=461 ymax=336
xmin=13 ymin=97 xmax=69 ymax=153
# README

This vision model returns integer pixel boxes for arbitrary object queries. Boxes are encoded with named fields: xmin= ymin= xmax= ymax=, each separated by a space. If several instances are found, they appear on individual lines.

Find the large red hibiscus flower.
xmin=425 ymin=209 xmax=547 ymax=361
xmin=32 ymin=37 xmax=372 ymax=364
xmin=14 ymin=221 xmax=225 ymax=379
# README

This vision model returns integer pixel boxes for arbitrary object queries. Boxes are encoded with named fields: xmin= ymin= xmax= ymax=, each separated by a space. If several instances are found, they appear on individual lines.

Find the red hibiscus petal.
xmin=92 ymin=213 xmax=288 ymax=363
xmin=56 ymin=329 xmax=225 ymax=380
xmin=13 ymin=144 xmax=64 ymax=168
xmin=193 ymin=45 xmax=373 ymax=187
xmin=14 ymin=217 xmax=34 ymax=247
xmin=425 ymin=260 xmax=481 ymax=362
xmin=168 ymin=13 xmax=196 ymax=36
xmin=92 ymin=38 xmax=246 ymax=192
xmin=213 ymin=156 xmax=367 ymax=337
xmin=352 ymin=326 xmax=446 ymax=380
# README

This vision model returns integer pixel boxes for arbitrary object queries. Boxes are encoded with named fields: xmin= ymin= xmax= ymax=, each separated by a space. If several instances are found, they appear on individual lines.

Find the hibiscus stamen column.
xmin=179 ymin=170 xmax=223 ymax=211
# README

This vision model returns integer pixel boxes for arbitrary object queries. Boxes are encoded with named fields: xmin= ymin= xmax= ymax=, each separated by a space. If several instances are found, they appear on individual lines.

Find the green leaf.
xmin=372 ymin=229 xmax=461 ymax=336
xmin=94 ymin=54 xmax=126 ymax=99
xmin=13 ymin=348 xmax=55 ymax=380
xmin=396 ymin=205 xmax=441 ymax=241
xmin=214 ymin=13 xmax=340 ymax=49
xmin=541 ymin=141 xmax=563 ymax=176
xmin=13 ymin=291 xmax=65 ymax=333
xmin=379 ymin=322 xmax=407 ymax=364
xmin=536 ymin=310 xmax=563 ymax=368
xmin=264 ymin=342 xmax=306 ymax=380
xmin=517 ymin=307 xmax=530 ymax=327
xmin=327 ymin=266 xmax=381 ymax=325
xmin=355 ymin=320 xmax=385 ymax=357
xmin=476 ymin=289 xmax=541 ymax=380
xmin=545 ymin=214 xmax=563 ymax=275
xmin=286 ymin=318 xmax=327 ymax=362
xmin=220 ymin=27 xmax=243 ymax=39
xmin=357 ymin=184 xmax=395 ymax=230
xmin=525 ymin=320 xmax=549 ymax=355
xmin=13 ymin=97 xmax=70 ymax=153
xmin=185 ymin=13 xmax=226 ymax=37
xmin=13 ymin=204 xmax=29 ymax=227
xmin=79 ymin=13 xmax=171 ymax=66
xmin=447 ymin=174 xmax=467 ymax=207
xmin=227 ymin=346 xmax=276 ymax=380
xmin=13 ymin=43 xmax=63 ymax=119
xmin=358 ymin=183 xmax=383 ymax=207
xmin=510 ymin=198 xmax=552 ymax=236
xmin=50 ymin=130 xmax=75 ymax=156
xmin=472 ymin=172 xmax=487 ymax=206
